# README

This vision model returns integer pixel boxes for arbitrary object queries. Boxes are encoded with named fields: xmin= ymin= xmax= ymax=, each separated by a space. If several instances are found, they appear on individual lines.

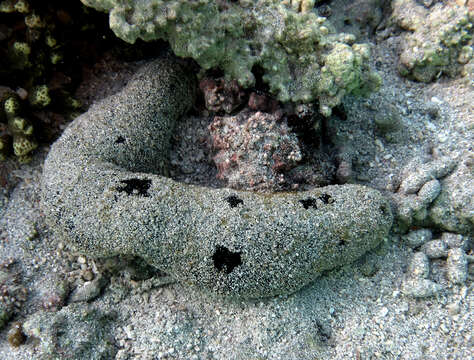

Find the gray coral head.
xmin=80 ymin=0 xmax=380 ymax=115
xmin=41 ymin=57 xmax=393 ymax=299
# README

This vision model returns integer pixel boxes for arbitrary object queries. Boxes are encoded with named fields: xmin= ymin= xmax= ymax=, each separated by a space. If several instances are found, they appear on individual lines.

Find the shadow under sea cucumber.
xmin=41 ymin=57 xmax=393 ymax=299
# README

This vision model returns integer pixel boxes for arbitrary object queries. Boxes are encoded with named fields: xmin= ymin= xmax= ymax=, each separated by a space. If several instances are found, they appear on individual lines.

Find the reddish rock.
xmin=199 ymin=77 xmax=245 ymax=113
xmin=208 ymin=110 xmax=302 ymax=191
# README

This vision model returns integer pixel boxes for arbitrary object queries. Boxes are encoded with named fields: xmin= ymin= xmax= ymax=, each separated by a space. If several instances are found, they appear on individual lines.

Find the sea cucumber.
xmin=41 ymin=58 xmax=393 ymax=298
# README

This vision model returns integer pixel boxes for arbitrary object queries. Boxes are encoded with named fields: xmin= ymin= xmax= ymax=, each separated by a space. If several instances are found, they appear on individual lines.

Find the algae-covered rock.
xmin=80 ymin=0 xmax=380 ymax=115
xmin=41 ymin=58 xmax=393 ymax=299
xmin=392 ymin=0 xmax=473 ymax=82
xmin=317 ymin=0 xmax=385 ymax=41
xmin=392 ymin=156 xmax=460 ymax=233
xmin=428 ymin=157 xmax=473 ymax=235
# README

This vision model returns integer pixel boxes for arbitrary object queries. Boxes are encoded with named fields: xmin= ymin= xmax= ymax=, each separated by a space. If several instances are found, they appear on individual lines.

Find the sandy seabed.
xmin=0 ymin=15 xmax=472 ymax=360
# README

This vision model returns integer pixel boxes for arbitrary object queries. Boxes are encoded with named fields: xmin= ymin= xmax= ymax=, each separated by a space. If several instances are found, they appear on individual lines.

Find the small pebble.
xmin=82 ymin=269 xmax=95 ymax=282
xmin=422 ymin=239 xmax=448 ymax=259
xmin=360 ymin=259 xmax=378 ymax=277
xmin=446 ymin=302 xmax=461 ymax=315
xmin=416 ymin=179 xmax=441 ymax=206
xmin=69 ymin=274 xmax=107 ymax=303
xmin=399 ymin=172 xmax=427 ymax=195
xmin=318 ymin=4 xmax=332 ymax=17
xmin=398 ymin=158 xmax=455 ymax=195
xmin=397 ymin=197 xmax=415 ymax=227
xmin=7 ymin=322 xmax=26 ymax=348
xmin=441 ymin=233 xmax=469 ymax=251
xmin=403 ymin=229 xmax=432 ymax=248
xmin=402 ymin=278 xmax=442 ymax=298
xmin=15 ymin=88 xmax=28 ymax=101
xmin=446 ymin=248 xmax=468 ymax=285
xmin=468 ymin=263 xmax=474 ymax=277
xmin=374 ymin=104 xmax=401 ymax=133
xmin=422 ymin=0 xmax=434 ymax=8
xmin=408 ymin=252 xmax=430 ymax=279
xmin=412 ymin=199 xmax=428 ymax=222
xmin=379 ymin=307 xmax=389 ymax=317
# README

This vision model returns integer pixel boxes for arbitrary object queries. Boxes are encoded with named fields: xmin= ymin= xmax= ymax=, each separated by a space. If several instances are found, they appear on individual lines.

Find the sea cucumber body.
xmin=41 ymin=59 xmax=392 ymax=298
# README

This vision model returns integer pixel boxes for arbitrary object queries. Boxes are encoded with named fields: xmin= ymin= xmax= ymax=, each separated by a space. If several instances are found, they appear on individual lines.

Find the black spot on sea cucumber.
xmin=117 ymin=178 xmax=151 ymax=197
xmin=225 ymin=195 xmax=243 ymax=208
xmin=212 ymin=245 xmax=242 ymax=274
xmin=115 ymin=136 xmax=125 ymax=144
xmin=319 ymin=193 xmax=333 ymax=204
xmin=299 ymin=197 xmax=317 ymax=209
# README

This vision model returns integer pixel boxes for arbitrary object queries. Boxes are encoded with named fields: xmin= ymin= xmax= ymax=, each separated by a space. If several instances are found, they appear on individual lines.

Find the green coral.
xmin=80 ymin=0 xmax=380 ymax=115
xmin=9 ymin=116 xmax=33 ymax=136
xmin=392 ymin=0 xmax=473 ymax=82
xmin=0 ymin=92 xmax=38 ymax=162
xmin=0 ymin=0 xmax=30 ymax=13
xmin=13 ymin=0 xmax=30 ymax=13
xmin=13 ymin=134 xmax=37 ymax=157
xmin=0 ymin=85 xmax=61 ymax=162
xmin=3 ymin=95 xmax=21 ymax=117
xmin=0 ymin=0 xmax=15 ymax=13
xmin=24 ymin=12 xmax=45 ymax=29
xmin=0 ymin=0 xmax=89 ymax=163
xmin=8 ymin=41 xmax=31 ymax=70
xmin=28 ymin=85 xmax=51 ymax=108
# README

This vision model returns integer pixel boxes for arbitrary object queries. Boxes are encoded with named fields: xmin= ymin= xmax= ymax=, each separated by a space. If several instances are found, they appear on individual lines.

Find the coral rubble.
xmin=392 ymin=0 xmax=473 ymax=82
